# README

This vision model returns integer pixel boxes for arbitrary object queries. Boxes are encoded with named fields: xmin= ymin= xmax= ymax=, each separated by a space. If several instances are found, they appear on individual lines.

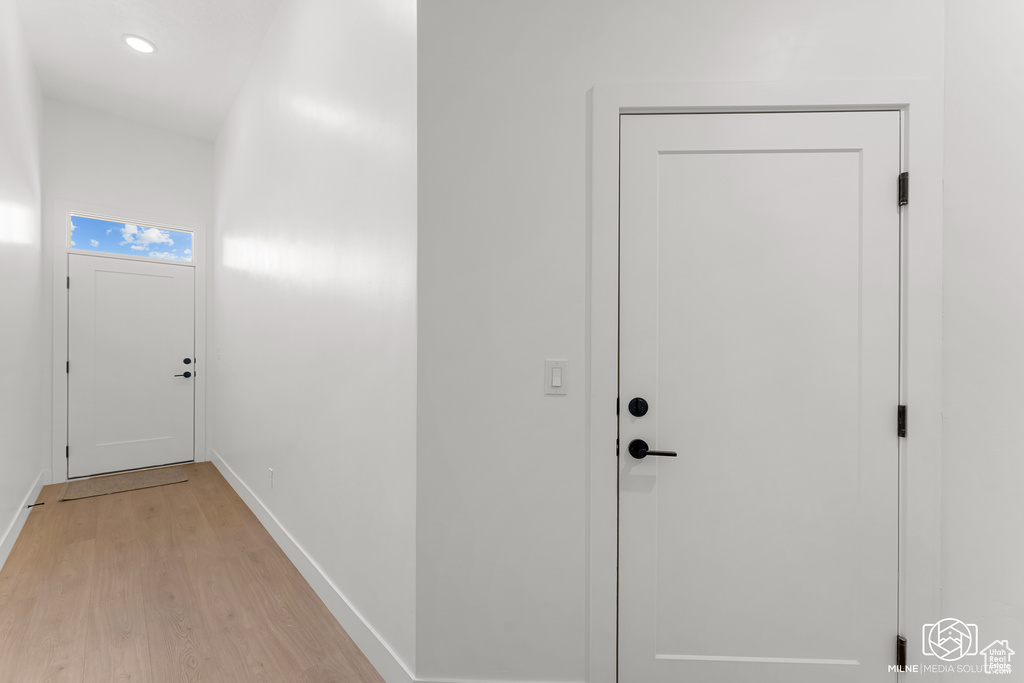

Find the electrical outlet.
xmin=269 ymin=467 xmax=274 ymax=489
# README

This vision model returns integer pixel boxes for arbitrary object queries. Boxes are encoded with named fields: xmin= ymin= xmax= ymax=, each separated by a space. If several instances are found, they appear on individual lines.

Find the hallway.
xmin=4 ymin=1 xmax=1024 ymax=680
xmin=0 ymin=463 xmax=382 ymax=682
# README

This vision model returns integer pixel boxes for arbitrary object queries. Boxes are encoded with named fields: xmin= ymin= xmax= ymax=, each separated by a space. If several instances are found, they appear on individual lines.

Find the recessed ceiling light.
xmin=124 ymin=35 xmax=156 ymax=54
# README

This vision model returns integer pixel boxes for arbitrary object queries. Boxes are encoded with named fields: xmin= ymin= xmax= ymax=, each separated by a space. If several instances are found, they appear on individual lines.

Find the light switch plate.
xmin=545 ymin=359 xmax=567 ymax=396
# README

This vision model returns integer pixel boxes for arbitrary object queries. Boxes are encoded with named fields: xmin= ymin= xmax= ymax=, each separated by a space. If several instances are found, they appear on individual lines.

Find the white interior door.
xmin=68 ymin=254 xmax=196 ymax=478
xmin=618 ymin=111 xmax=901 ymax=682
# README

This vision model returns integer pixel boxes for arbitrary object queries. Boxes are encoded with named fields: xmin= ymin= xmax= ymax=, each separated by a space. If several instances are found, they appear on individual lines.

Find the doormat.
xmin=59 ymin=465 xmax=188 ymax=501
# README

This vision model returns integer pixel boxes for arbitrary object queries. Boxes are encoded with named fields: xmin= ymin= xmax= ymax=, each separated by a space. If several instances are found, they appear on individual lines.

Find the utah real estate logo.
xmin=892 ymin=617 xmax=1015 ymax=674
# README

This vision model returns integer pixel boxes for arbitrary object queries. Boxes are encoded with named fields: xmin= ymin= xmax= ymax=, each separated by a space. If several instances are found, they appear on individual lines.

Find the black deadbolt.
xmin=628 ymin=397 xmax=649 ymax=417
xmin=183 ymin=358 xmax=192 ymax=364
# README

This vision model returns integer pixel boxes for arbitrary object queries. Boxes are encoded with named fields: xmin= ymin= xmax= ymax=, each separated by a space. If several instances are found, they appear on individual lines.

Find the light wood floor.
xmin=0 ymin=462 xmax=385 ymax=683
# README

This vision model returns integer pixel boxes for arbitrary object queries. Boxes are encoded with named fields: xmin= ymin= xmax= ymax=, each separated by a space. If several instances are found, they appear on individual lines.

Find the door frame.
xmin=51 ymin=198 xmax=208 ymax=483
xmin=585 ymin=81 xmax=942 ymax=683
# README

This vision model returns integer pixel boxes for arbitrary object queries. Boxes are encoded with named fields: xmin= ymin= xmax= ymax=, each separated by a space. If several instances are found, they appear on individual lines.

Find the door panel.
xmin=68 ymin=254 xmax=195 ymax=477
xmin=618 ymin=112 xmax=900 ymax=682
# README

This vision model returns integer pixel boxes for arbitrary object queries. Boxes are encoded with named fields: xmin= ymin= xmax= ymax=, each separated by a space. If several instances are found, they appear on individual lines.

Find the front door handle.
xmin=174 ymin=371 xmax=192 ymax=378
xmin=628 ymin=439 xmax=676 ymax=460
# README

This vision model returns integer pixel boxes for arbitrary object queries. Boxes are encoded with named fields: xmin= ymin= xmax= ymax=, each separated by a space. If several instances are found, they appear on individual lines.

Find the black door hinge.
xmin=898 ymin=405 xmax=907 ymax=438
xmin=897 ymin=635 xmax=908 ymax=669
xmin=66 ymin=276 xmax=70 ymax=289
xmin=898 ymin=172 xmax=909 ymax=207
xmin=616 ymin=397 xmax=619 ymax=415
xmin=65 ymin=445 xmax=69 ymax=460
xmin=66 ymin=361 xmax=69 ymax=374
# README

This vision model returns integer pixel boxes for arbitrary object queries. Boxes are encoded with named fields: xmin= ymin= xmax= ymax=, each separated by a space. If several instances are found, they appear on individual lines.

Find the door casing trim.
xmin=51 ymin=198 xmax=208 ymax=483
xmin=585 ymin=80 xmax=942 ymax=683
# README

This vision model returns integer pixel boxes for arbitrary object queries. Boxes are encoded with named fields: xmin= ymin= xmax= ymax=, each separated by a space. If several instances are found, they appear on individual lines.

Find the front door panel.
xmin=618 ymin=111 xmax=901 ymax=682
xmin=68 ymin=254 xmax=195 ymax=478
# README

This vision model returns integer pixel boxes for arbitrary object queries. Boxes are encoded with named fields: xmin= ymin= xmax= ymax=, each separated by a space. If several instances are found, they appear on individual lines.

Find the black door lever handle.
xmin=174 ymin=371 xmax=192 ymax=378
xmin=628 ymin=439 xmax=677 ymax=460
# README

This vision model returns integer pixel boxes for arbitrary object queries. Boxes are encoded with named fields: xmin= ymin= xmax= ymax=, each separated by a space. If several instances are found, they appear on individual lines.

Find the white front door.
xmin=618 ymin=112 xmax=901 ymax=682
xmin=67 ymin=254 xmax=196 ymax=478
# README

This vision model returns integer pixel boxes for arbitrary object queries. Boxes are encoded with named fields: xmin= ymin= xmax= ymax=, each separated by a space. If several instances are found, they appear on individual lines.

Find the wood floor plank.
xmin=173 ymin=484 xmax=306 ymax=682
xmin=15 ymin=539 xmax=95 ymax=683
xmin=184 ymin=463 xmax=272 ymax=555
xmin=82 ymin=492 xmax=153 ymax=682
xmin=0 ymin=596 xmax=37 ymax=681
xmin=49 ymin=485 xmax=103 ymax=546
xmin=231 ymin=538 xmax=384 ymax=682
xmin=0 ymin=462 xmax=384 ymax=683
xmin=137 ymin=484 xmax=227 ymax=683
xmin=131 ymin=483 xmax=177 ymax=564
xmin=0 ymin=536 xmax=35 ymax=607
xmin=166 ymin=475 xmax=265 ymax=682
xmin=182 ymin=464 xmax=384 ymax=681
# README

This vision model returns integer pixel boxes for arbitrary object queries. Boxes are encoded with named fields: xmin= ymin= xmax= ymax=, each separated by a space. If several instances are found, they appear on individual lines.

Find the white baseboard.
xmin=208 ymin=448 xmax=415 ymax=683
xmin=0 ymin=469 xmax=49 ymax=570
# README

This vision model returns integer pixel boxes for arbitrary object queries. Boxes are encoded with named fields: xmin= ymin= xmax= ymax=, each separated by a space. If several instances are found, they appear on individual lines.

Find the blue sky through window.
xmin=69 ymin=214 xmax=193 ymax=262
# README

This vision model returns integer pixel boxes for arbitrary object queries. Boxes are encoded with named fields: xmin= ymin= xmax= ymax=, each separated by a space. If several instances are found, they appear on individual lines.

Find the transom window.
xmin=69 ymin=213 xmax=193 ymax=263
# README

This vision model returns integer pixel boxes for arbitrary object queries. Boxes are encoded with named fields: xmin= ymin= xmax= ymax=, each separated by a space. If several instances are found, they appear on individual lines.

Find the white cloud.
xmin=120 ymin=224 xmax=174 ymax=248
xmin=148 ymin=251 xmax=177 ymax=260
xmin=130 ymin=244 xmax=146 ymax=250
xmin=90 ymin=239 xmax=99 ymax=247
xmin=183 ymin=249 xmax=191 ymax=255
xmin=106 ymin=228 xmax=113 ymax=235
xmin=70 ymin=240 xmax=76 ymax=246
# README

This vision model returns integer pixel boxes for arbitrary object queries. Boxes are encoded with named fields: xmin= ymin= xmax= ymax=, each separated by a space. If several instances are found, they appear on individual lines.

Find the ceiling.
xmin=16 ymin=0 xmax=284 ymax=141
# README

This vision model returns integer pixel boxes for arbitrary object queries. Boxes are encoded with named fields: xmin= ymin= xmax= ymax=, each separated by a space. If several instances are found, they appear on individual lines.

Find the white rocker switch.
xmin=545 ymin=359 xmax=567 ymax=396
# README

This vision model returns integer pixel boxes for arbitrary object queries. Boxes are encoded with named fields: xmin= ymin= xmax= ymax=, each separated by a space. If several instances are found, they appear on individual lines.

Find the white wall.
xmin=943 ymin=1 xmax=1024 ymax=674
xmin=42 ymin=99 xmax=214 ymax=227
xmin=210 ymin=0 xmax=417 ymax=673
xmin=417 ymin=1 xmax=944 ymax=680
xmin=0 ymin=0 xmax=45 ymax=566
